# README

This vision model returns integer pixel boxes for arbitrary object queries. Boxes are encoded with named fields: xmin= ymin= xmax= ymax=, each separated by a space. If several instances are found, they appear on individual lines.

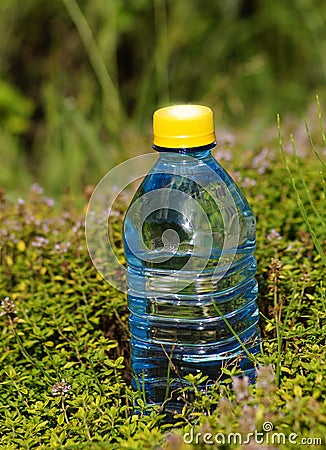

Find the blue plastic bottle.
xmin=123 ymin=105 xmax=260 ymax=411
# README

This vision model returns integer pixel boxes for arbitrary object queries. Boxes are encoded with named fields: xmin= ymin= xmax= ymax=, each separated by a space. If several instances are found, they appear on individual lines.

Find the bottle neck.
xmin=153 ymin=142 xmax=215 ymax=161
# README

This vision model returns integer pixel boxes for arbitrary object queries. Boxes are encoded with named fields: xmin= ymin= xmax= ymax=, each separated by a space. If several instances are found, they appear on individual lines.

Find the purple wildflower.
xmin=251 ymin=148 xmax=275 ymax=174
xmin=42 ymin=197 xmax=55 ymax=208
xmin=239 ymin=404 xmax=258 ymax=434
xmin=256 ymin=365 xmax=276 ymax=392
xmin=231 ymin=171 xmax=242 ymax=183
xmin=215 ymin=149 xmax=232 ymax=162
xmin=17 ymin=198 xmax=25 ymax=206
xmin=9 ymin=233 xmax=18 ymax=244
xmin=30 ymin=183 xmax=44 ymax=195
xmin=1 ymin=297 xmax=17 ymax=316
xmin=31 ymin=236 xmax=49 ymax=248
xmin=0 ymin=228 xmax=8 ymax=239
xmin=241 ymin=177 xmax=257 ymax=189
xmin=165 ymin=433 xmax=183 ymax=449
xmin=72 ymin=221 xmax=82 ymax=234
xmin=108 ymin=208 xmax=121 ymax=219
xmin=53 ymin=242 xmax=71 ymax=253
xmin=232 ymin=375 xmax=250 ymax=402
xmin=25 ymin=215 xmax=41 ymax=226
xmin=42 ymin=223 xmax=50 ymax=234
xmin=217 ymin=396 xmax=233 ymax=416
xmin=267 ymin=229 xmax=282 ymax=241
xmin=52 ymin=380 xmax=71 ymax=396
xmin=217 ymin=131 xmax=236 ymax=147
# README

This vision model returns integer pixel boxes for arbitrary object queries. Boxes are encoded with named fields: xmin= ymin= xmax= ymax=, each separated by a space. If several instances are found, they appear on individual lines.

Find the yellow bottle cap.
xmin=153 ymin=104 xmax=216 ymax=149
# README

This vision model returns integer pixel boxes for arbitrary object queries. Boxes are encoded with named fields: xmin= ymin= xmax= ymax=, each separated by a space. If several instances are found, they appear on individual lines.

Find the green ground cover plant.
xmin=0 ymin=104 xmax=325 ymax=449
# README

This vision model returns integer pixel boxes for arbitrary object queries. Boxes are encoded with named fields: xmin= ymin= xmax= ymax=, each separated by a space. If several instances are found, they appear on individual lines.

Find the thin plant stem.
xmin=282 ymin=284 xmax=299 ymax=329
xmin=160 ymin=344 xmax=176 ymax=402
xmin=165 ymin=355 xmax=172 ymax=403
xmin=153 ymin=0 xmax=170 ymax=103
xmin=141 ymin=371 xmax=146 ymax=405
xmin=211 ymin=301 xmax=258 ymax=364
xmin=320 ymin=170 xmax=326 ymax=200
xmin=273 ymin=275 xmax=282 ymax=387
xmin=304 ymin=119 xmax=325 ymax=168
xmin=290 ymin=134 xmax=325 ymax=227
xmin=278 ymin=114 xmax=326 ymax=267
xmin=82 ymin=397 xmax=92 ymax=441
xmin=61 ymin=0 xmax=124 ymax=135
xmin=316 ymin=95 xmax=326 ymax=147
xmin=133 ymin=372 xmax=147 ymax=409
xmin=320 ymin=281 xmax=326 ymax=313
xmin=62 ymin=396 xmax=70 ymax=425
xmin=9 ymin=317 xmax=53 ymax=384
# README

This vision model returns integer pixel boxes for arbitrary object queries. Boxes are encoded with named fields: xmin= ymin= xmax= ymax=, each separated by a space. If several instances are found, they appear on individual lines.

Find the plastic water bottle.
xmin=123 ymin=105 xmax=260 ymax=411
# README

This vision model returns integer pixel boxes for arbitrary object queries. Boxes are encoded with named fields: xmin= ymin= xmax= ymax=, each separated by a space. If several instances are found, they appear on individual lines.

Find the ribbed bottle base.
xmin=131 ymin=324 xmax=260 ymax=411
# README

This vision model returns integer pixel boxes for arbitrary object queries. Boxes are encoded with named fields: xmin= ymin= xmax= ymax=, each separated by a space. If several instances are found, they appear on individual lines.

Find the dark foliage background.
xmin=0 ymin=0 xmax=325 ymax=193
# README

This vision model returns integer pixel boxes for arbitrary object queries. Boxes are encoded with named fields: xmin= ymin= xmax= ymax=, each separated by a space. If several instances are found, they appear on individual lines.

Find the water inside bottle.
xmin=124 ymin=154 xmax=260 ymax=411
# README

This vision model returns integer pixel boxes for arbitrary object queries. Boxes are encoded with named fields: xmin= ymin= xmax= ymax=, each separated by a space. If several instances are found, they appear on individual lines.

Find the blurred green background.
xmin=1 ymin=0 xmax=326 ymax=196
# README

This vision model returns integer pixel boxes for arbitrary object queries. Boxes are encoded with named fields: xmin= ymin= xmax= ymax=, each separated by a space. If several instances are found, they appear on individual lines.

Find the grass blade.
xmin=62 ymin=0 xmax=124 ymax=135
xmin=277 ymin=114 xmax=326 ymax=267
xmin=290 ymin=134 xmax=325 ymax=228
xmin=317 ymin=94 xmax=326 ymax=147
xmin=304 ymin=119 xmax=326 ymax=168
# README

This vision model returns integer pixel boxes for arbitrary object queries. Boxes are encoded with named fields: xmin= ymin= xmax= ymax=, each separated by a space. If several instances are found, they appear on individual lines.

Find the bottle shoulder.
xmin=129 ymin=153 xmax=254 ymax=216
xmin=123 ymin=153 xmax=256 ymax=271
